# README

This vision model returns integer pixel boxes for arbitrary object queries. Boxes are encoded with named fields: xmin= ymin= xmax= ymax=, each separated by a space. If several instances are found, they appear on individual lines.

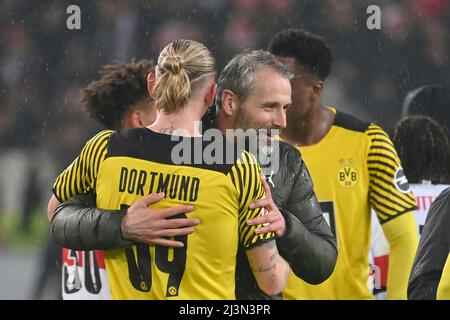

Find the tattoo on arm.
xmin=250 ymin=241 xmax=279 ymax=274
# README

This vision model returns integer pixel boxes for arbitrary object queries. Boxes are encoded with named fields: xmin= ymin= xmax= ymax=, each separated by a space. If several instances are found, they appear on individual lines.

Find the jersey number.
xmin=121 ymin=205 xmax=188 ymax=297
xmin=319 ymin=201 xmax=337 ymax=237
xmin=63 ymin=250 xmax=102 ymax=294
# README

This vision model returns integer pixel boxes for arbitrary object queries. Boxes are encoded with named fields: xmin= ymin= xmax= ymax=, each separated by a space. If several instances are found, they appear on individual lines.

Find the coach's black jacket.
xmin=236 ymin=141 xmax=337 ymax=299
xmin=51 ymin=139 xmax=337 ymax=299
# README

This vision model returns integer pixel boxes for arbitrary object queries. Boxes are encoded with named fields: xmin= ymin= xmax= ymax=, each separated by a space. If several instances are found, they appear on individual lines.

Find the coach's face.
xmin=273 ymin=56 xmax=316 ymax=120
xmin=235 ymin=67 xmax=291 ymax=142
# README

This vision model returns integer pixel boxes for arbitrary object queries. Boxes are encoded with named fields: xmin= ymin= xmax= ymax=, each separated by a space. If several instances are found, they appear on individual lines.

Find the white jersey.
xmin=369 ymin=183 xmax=449 ymax=299
xmin=62 ymin=249 xmax=111 ymax=300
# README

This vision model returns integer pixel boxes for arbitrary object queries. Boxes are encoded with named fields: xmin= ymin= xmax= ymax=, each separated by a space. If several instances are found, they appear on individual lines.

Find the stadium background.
xmin=0 ymin=0 xmax=449 ymax=299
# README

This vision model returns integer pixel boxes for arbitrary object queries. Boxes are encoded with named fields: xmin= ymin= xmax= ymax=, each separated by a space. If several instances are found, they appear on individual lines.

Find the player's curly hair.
xmin=81 ymin=59 xmax=154 ymax=130
xmin=394 ymin=116 xmax=450 ymax=184
xmin=268 ymin=28 xmax=332 ymax=80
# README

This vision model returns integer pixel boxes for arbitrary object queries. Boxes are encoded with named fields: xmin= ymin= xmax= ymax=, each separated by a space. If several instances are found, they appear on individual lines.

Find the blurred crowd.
xmin=0 ymin=0 xmax=449 ymax=215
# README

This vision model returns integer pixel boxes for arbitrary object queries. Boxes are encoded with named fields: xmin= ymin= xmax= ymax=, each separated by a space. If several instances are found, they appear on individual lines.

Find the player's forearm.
xmin=47 ymin=195 xmax=61 ymax=222
xmin=382 ymin=212 xmax=419 ymax=299
xmin=277 ymin=212 xmax=337 ymax=284
xmin=51 ymin=195 xmax=132 ymax=250
xmin=277 ymin=157 xmax=338 ymax=284
xmin=246 ymin=241 xmax=290 ymax=297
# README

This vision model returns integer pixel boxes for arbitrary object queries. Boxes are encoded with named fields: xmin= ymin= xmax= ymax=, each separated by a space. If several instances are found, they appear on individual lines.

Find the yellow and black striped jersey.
xmin=53 ymin=130 xmax=114 ymax=203
xmin=282 ymin=108 xmax=417 ymax=300
xmin=53 ymin=128 xmax=273 ymax=299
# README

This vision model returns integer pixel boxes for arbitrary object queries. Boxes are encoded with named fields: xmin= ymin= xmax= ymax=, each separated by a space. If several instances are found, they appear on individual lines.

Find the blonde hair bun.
xmin=161 ymin=55 xmax=184 ymax=74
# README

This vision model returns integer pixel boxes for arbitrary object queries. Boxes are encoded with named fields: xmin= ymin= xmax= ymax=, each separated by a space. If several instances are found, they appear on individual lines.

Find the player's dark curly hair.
xmin=81 ymin=59 xmax=154 ymax=130
xmin=268 ymin=28 xmax=332 ymax=80
xmin=394 ymin=116 xmax=450 ymax=184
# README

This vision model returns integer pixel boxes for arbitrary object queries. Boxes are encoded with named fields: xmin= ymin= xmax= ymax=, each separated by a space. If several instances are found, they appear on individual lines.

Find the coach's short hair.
xmin=215 ymin=50 xmax=292 ymax=110
xmin=268 ymin=28 xmax=332 ymax=81
xmin=81 ymin=59 xmax=154 ymax=130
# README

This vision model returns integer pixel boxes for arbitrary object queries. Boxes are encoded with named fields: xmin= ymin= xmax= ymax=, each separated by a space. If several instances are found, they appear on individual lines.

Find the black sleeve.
xmin=50 ymin=193 xmax=133 ymax=250
xmin=276 ymin=150 xmax=338 ymax=285
xmin=408 ymin=187 xmax=450 ymax=300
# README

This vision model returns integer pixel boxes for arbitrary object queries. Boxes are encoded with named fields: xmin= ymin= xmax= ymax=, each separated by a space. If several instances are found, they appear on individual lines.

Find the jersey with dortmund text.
xmin=282 ymin=108 xmax=417 ymax=300
xmin=53 ymin=128 xmax=273 ymax=299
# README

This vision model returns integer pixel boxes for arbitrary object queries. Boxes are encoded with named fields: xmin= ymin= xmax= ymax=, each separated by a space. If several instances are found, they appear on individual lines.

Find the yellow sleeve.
xmin=52 ymin=130 xmax=113 ymax=202
xmin=381 ymin=212 xmax=419 ymax=299
xmin=229 ymin=151 xmax=275 ymax=249
xmin=437 ymin=253 xmax=450 ymax=300
xmin=366 ymin=124 xmax=417 ymax=223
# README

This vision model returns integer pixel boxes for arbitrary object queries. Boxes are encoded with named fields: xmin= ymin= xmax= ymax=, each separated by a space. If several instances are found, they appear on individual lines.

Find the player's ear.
xmin=204 ymin=83 xmax=217 ymax=107
xmin=312 ymin=80 xmax=324 ymax=96
xmin=147 ymin=72 xmax=156 ymax=99
xmin=221 ymin=89 xmax=238 ymax=116
xmin=122 ymin=108 xmax=143 ymax=129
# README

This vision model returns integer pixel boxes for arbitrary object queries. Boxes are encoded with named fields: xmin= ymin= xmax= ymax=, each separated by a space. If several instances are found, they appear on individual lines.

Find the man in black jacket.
xmin=211 ymin=51 xmax=336 ymax=299
xmin=409 ymin=187 xmax=450 ymax=299
xmin=49 ymin=50 xmax=337 ymax=299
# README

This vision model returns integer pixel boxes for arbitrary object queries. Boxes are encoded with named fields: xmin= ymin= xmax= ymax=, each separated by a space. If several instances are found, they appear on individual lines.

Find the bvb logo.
xmin=338 ymin=166 xmax=359 ymax=187
xmin=168 ymin=286 xmax=178 ymax=296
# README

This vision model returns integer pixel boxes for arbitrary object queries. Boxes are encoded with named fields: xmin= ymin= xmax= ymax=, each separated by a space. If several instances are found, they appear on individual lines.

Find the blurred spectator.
xmin=402 ymin=85 xmax=450 ymax=140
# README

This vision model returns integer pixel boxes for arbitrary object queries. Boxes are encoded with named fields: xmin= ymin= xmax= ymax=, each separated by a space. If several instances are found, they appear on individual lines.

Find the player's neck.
xmin=281 ymin=104 xmax=335 ymax=147
xmin=216 ymin=108 xmax=234 ymax=136
xmin=149 ymin=103 xmax=204 ymax=137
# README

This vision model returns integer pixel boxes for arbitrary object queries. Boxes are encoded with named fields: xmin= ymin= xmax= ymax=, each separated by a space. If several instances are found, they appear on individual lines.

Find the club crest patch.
xmin=338 ymin=166 xmax=359 ymax=188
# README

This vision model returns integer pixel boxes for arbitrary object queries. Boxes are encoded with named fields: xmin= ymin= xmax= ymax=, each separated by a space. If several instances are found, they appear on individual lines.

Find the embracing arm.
xmin=278 ymin=154 xmax=337 ymax=284
xmin=249 ymin=150 xmax=337 ymax=284
xmin=48 ymin=195 xmax=62 ymax=222
xmin=278 ymin=207 xmax=337 ymax=284
xmin=50 ymin=192 xmax=199 ymax=250
xmin=50 ymin=193 xmax=132 ymax=250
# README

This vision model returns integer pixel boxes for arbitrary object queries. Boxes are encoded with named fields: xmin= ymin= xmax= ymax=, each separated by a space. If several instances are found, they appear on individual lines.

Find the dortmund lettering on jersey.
xmin=52 ymin=128 xmax=273 ymax=299
xmin=282 ymin=108 xmax=417 ymax=300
